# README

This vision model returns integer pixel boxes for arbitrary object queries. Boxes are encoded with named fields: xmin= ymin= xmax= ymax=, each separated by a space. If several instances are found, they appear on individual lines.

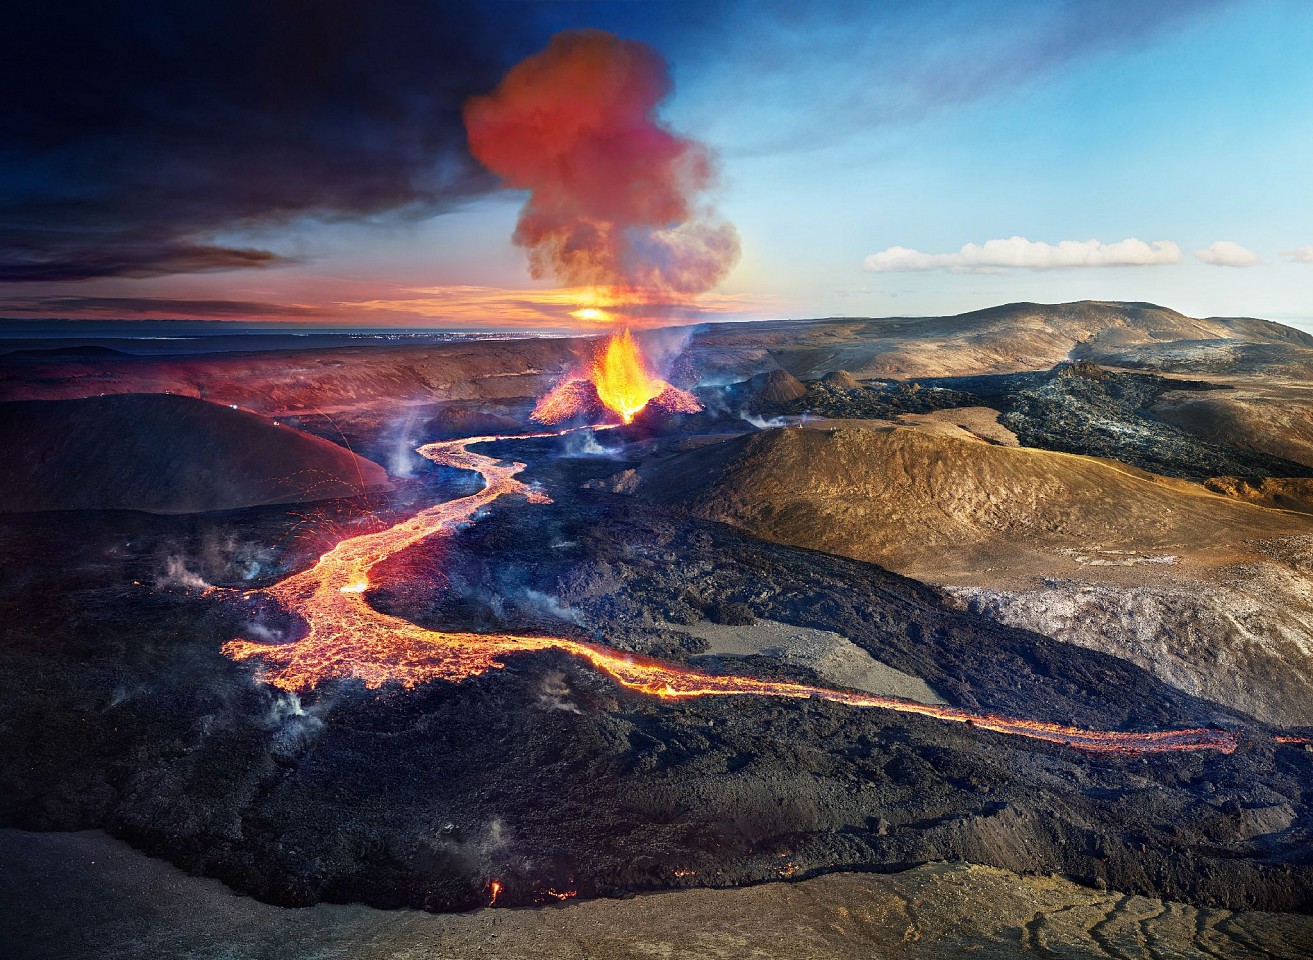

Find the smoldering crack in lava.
xmin=223 ymin=427 xmax=1246 ymax=757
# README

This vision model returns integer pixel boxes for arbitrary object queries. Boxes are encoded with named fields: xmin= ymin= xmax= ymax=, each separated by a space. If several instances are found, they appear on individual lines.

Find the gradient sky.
xmin=2 ymin=0 xmax=1311 ymax=330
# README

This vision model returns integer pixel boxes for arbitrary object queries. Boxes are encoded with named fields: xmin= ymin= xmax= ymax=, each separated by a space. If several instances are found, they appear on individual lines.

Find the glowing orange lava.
xmin=223 ymin=428 xmax=1245 ymax=757
xmin=531 ymin=327 xmax=701 ymax=425
xmin=593 ymin=328 xmax=669 ymax=423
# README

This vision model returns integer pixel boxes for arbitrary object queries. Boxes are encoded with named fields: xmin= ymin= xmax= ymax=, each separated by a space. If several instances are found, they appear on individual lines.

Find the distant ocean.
xmin=0 ymin=319 xmax=575 ymax=357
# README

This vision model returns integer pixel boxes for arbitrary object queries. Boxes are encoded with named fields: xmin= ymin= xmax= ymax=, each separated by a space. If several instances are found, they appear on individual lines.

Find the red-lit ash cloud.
xmin=463 ymin=29 xmax=739 ymax=299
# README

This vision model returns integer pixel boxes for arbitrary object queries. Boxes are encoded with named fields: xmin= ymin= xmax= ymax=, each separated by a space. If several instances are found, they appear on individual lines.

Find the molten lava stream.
xmin=224 ymin=428 xmax=1241 ymax=757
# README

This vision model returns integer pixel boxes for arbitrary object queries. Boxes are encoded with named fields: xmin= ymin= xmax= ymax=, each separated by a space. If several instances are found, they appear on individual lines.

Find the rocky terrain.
xmin=1152 ymin=380 xmax=1313 ymax=470
xmin=5 ymin=301 xmax=1313 ymax=956
xmin=6 ymin=300 xmax=1311 ymax=411
xmin=5 ymin=829 xmax=1309 ymax=960
xmin=687 ymin=300 xmax=1313 ymax=380
xmin=0 ymin=394 xmax=390 ymax=513
xmin=619 ymin=423 xmax=1313 ymax=724
xmin=0 ymin=336 xmax=594 ymax=413
xmin=737 ymin=361 xmax=1307 ymax=483
xmin=3 ymin=444 xmax=1312 ymax=919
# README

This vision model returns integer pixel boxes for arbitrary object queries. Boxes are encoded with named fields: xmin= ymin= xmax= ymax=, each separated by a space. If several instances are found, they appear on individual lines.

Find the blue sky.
xmin=3 ymin=0 xmax=1310 ymax=328
xmin=700 ymin=0 xmax=1313 ymax=325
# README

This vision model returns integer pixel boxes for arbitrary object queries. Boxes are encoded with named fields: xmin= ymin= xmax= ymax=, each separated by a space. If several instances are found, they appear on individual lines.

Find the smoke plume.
xmin=464 ymin=30 xmax=740 ymax=298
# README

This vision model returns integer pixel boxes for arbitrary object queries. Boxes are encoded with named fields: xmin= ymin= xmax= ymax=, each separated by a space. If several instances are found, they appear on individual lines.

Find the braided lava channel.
xmin=223 ymin=428 xmax=1245 ymax=756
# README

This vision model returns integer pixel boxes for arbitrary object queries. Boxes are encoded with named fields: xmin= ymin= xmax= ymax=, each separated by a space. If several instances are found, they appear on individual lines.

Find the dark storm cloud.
xmin=0 ymin=244 xmax=296 ymax=283
xmin=0 ymin=296 xmax=324 ymax=319
xmin=0 ymin=1 xmax=539 ymax=283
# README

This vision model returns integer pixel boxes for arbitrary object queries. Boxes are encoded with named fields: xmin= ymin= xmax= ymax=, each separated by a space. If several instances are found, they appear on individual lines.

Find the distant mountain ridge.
xmin=3 ymin=301 xmax=1311 ymax=409
xmin=690 ymin=300 xmax=1313 ymax=380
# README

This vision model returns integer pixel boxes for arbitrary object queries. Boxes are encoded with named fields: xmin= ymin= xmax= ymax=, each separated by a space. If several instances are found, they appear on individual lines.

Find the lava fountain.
xmin=532 ymin=326 xmax=701 ymax=425
xmin=593 ymin=328 xmax=672 ymax=422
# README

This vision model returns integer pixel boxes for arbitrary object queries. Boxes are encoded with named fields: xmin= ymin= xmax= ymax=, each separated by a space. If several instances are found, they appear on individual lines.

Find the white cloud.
xmin=863 ymin=236 xmax=1182 ymax=273
xmin=1193 ymin=240 xmax=1261 ymax=267
xmin=1280 ymin=245 xmax=1313 ymax=264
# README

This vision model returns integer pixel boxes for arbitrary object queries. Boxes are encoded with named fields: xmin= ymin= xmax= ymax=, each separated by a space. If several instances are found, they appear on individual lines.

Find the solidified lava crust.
xmin=1 ymin=422 xmax=1311 ymax=915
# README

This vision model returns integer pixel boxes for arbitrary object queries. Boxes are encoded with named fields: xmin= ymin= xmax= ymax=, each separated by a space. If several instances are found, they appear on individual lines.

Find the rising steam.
xmin=464 ymin=30 xmax=740 ymax=299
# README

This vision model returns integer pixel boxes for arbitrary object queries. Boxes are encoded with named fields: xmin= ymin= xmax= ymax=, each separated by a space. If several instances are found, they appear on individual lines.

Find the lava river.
xmin=224 ymin=429 xmax=1244 ymax=756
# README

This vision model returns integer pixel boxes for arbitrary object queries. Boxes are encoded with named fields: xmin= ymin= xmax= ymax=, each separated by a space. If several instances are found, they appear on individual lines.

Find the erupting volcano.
xmin=11 ymin=3 xmax=1313 ymax=949
xmin=221 ymin=31 xmax=1253 ymax=760
xmin=465 ymin=30 xmax=733 ymax=424
xmin=532 ymin=327 xmax=701 ymax=424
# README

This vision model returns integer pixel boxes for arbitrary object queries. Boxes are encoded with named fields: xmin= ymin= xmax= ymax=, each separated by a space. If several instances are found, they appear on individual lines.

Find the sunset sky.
xmin=3 ymin=1 xmax=1311 ymax=330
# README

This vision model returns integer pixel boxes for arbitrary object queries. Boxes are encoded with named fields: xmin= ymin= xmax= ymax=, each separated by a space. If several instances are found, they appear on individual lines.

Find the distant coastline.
xmin=0 ymin=319 xmax=576 ymax=358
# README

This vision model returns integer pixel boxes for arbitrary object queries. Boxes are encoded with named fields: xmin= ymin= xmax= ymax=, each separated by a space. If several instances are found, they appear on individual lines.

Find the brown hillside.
xmin=1152 ymin=383 xmax=1313 ymax=469
xmin=628 ymin=424 xmax=1313 ymax=724
xmin=0 ymin=337 xmax=592 ymax=414
xmin=0 ymin=394 xmax=390 ymax=514
xmin=639 ymin=424 xmax=1306 ymax=579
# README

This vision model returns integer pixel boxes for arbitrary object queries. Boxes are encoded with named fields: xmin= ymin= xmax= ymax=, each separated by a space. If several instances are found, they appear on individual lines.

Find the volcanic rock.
xmin=0 ymin=393 xmax=390 ymax=514
xmin=817 ymin=370 xmax=863 ymax=392
xmin=8 ymin=301 xmax=1313 ymax=416
xmin=7 ymin=304 xmax=1313 ymax=933
xmin=0 ymin=337 xmax=592 ymax=413
xmin=5 ymin=486 xmax=1311 ymax=917
xmin=420 ymin=404 xmax=523 ymax=440
xmin=635 ymin=423 xmax=1313 ymax=723
xmin=584 ymin=468 xmax=642 ymax=495
xmin=4 ymin=829 xmax=1310 ymax=960
xmin=1205 ymin=476 xmax=1313 ymax=514
xmin=739 ymin=368 xmax=808 ymax=408
xmin=1153 ymin=387 xmax=1313 ymax=470
xmin=913 ymin=364 xmax=1308 ymax=482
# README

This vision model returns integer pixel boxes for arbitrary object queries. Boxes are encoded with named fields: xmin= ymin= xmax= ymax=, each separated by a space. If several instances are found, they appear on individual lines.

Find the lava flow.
xmin=532 ymin=327 xmax=701 ymax=425
xmin=224 ymin=429 xmax=1241 ymax=757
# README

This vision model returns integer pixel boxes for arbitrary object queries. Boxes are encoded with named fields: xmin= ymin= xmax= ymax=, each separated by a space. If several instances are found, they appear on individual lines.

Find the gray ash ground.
xmin=1 ymin=424 xmax=1311 ymax=916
